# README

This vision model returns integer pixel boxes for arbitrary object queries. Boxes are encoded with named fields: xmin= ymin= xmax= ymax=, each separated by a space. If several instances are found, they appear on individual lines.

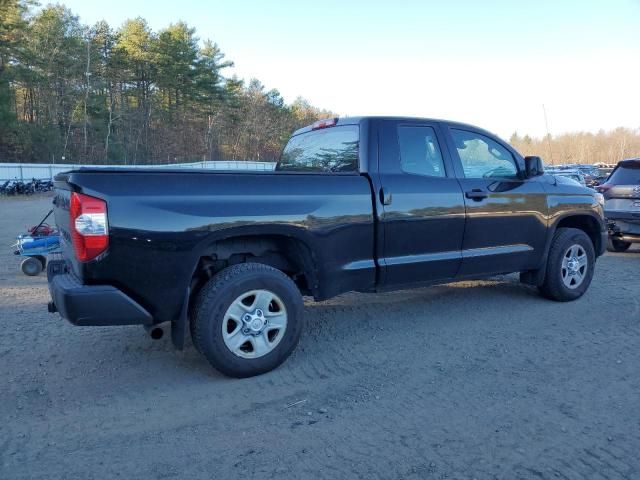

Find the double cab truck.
xmin=47 ymin=117 xmax=607 ymax=377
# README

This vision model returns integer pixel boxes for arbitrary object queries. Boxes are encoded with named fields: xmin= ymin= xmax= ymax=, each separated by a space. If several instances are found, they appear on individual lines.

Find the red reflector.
xmin=311 ymin=118 xmax=338 ymax=130
xmin=70 ymin=192 xmax=109 ymax=262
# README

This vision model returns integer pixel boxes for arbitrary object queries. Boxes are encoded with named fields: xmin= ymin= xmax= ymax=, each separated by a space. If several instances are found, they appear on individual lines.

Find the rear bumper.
xmin=606 ymin=211 xmax=640 ymax=240
xmin=605 ymin=210 xmax=640 ymax=223
xmin=47 ymin=259 xmax=153 ymax=326
xmin=615 ymin=234 xmax=640 ymax=243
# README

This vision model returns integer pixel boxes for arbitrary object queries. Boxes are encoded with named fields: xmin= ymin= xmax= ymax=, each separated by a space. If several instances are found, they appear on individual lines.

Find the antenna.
xmin=542 ymin=104 xmax=554 ymax=165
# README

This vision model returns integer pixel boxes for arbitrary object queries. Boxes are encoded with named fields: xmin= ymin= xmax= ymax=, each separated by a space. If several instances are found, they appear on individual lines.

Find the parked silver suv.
xmin=597 ymin=159 xmax=640 ymax=251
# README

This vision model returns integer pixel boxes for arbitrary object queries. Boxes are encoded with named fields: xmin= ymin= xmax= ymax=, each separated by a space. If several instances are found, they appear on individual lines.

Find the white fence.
xmin=0 ymin=161 xmax=276 ymax=181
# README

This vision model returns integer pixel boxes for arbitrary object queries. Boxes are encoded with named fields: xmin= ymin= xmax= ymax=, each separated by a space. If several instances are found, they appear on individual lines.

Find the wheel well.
xmin=189 ymin=235 xmax=317 ymax=304
xmin=555 ymin=215 xmax=601 ymax=252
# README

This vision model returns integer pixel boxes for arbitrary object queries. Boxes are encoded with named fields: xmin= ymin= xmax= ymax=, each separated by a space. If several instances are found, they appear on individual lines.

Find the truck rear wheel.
xmin=191 ymin=263 xmax=304 ymax=378
xmin=539 ymin=228 xmax=595 ymax=302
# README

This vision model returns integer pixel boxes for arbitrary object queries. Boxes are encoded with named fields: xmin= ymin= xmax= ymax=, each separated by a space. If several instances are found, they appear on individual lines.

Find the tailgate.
xmin=605 ymin=184 xmax=640 ymax=214
xmin=607 ymin=184 xmax=640 ymax=200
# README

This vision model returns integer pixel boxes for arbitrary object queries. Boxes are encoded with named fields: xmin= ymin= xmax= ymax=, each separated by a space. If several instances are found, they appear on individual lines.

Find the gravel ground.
xmin=1 ymin=195 xmax=639 ymax=480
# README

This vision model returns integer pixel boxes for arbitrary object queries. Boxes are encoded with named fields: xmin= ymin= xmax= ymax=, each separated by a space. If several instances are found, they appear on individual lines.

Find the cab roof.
xmin=291 ymin=116 xmax=501 ymax=140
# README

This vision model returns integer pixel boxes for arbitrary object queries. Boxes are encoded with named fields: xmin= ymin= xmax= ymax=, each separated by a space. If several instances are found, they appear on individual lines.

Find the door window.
xmin=451 ymin=129 xmax=518 ymax=179
xmin=398 ymin=126 xmax=446 ymax=177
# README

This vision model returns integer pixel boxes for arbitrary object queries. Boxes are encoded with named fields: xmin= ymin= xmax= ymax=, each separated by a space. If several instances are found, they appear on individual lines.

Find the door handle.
xmin=379 ymin=188 xmax=392 ymax=205
xmin=465 ymin=189 xmax=488 ymax=201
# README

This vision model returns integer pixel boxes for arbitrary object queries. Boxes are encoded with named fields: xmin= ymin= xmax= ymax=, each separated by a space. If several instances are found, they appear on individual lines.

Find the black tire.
xmin=34 ymin=255 xmax=47 ymax=269
xmin=21 ymin=257 xmax=43 ymax=276
xmin=539 ymin=228 xmax=595 ymax=302
xmin=607 ymin=237 xmax=632 ymax=252
xmin=191 ymin=263 xmax=304 ymax=378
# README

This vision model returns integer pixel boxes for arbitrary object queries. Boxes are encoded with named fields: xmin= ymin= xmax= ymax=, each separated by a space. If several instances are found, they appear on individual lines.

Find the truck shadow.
xmin=46 ymin=272 xmax=616 ymax=389
xmin=175 ymin=276 xmax=545 ymax=378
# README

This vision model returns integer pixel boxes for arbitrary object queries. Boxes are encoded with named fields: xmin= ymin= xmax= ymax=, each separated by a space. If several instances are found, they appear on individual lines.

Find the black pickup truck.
xmin=47 ymin=116 xmax=607 ymax=377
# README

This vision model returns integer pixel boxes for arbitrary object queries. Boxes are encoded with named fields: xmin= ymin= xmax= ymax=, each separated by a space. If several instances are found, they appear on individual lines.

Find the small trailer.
xmin=12 ymin=210 xmax=61 ymax=276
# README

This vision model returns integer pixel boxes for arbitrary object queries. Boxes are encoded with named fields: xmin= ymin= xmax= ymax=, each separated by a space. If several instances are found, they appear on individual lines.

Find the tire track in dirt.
xmin=2 ymin=196 xmax=640 ymax=480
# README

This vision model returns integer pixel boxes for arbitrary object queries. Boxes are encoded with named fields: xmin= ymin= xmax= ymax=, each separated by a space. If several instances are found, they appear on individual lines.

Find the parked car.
xmin=46 ymin=116 xmax=607 ymax=377
xmin=586 ymin=167 xmax=614 ymax=188
xmin=596 ymin=158 xmax=640 ymax=251
xmin=552 ymin=171 xmax=587 ymax=187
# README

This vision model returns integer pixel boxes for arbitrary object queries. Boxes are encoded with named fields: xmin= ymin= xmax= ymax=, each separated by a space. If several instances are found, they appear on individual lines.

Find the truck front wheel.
xmin=191 ymin=263 xmax=305 ymax=378
xmin=539 ymin=228 xmax=595 ymax=302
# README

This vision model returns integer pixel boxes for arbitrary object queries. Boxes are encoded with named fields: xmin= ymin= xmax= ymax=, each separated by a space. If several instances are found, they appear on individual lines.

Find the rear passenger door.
xmin=442 ymin=126 xmax=548 ymax=276
xmin=377 ymin=120 xmax=466 ymax=287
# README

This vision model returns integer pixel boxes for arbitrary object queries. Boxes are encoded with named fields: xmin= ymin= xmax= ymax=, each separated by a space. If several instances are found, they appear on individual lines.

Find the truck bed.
xmin=52 ymin=169 xmax=377 ymax=324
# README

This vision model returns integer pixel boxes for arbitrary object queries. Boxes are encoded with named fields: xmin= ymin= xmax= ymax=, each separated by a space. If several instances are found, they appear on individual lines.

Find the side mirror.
xmin=524 ymin=156 xmax=544 ymax=178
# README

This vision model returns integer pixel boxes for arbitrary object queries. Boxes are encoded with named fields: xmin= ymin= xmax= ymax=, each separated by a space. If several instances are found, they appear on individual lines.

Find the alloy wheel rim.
xmin=222 ymin=289 xmax=287 ymax=359
xmin=561 ymin=244 xmax=588 ymax=289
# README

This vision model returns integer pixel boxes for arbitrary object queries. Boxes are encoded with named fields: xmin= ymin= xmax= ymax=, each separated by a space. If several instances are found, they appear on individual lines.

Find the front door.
xmin=443 ymin=126 xmax=548 ymax=277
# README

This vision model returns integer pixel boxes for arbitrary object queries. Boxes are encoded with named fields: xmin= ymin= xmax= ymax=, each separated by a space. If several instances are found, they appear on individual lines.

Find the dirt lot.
xmin=1 ymin=195 xmax=639 ymax=480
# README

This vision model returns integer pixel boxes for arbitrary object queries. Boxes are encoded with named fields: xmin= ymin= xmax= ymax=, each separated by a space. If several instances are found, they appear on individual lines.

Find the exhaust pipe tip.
xmin=150 ymin=327 xmax=164 ymax=340
xmin=144 ymin=325 xmax=164 ymax=340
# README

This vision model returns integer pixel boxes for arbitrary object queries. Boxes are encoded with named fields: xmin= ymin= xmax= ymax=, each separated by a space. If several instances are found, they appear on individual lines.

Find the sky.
xmin=52 ymin=0 xmax=640 ymax=139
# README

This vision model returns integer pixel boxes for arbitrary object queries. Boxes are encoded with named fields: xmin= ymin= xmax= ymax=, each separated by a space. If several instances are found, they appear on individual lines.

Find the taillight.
xmin=311 ymin=118 xmax=338 ymax=130
xmin=69 ymin=192 xmax=108 ymax=262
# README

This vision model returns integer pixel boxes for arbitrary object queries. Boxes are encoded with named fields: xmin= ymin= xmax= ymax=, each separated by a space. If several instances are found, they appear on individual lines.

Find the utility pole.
xmin=542 ymin=104 xmax=555 ymax=165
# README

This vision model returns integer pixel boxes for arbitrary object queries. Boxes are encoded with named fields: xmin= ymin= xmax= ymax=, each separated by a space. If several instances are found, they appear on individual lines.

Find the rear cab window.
xmin=277 ymin=125 xmax=359 ymax=173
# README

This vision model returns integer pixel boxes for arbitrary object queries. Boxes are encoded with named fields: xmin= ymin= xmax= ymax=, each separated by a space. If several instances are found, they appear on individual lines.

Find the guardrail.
xmin=0 ymin=161 xmax=276 ymax=181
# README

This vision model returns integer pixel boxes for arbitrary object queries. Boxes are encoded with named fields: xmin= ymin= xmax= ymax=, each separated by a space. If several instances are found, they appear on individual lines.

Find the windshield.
xmin=277 ymin=125 xmax=359 ymax=173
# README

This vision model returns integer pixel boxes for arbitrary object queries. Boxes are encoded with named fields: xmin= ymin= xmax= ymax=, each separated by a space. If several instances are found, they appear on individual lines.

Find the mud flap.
xmin=171 ymin=288 xmax=190 ymax=350
xmin=520 ymin=268 xmax=546 ymax=287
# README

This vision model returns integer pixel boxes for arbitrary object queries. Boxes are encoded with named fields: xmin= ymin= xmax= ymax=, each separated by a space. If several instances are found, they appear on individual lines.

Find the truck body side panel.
xmin=54 ymin=171 xmax=375 ymax=323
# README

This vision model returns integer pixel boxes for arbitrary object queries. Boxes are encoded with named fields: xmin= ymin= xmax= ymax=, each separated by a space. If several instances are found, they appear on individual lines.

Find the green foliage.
xmin=0 ymin=4 xmax=334 ymax=163
xmin=0 ymin=0 xmax=30 ymax=159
